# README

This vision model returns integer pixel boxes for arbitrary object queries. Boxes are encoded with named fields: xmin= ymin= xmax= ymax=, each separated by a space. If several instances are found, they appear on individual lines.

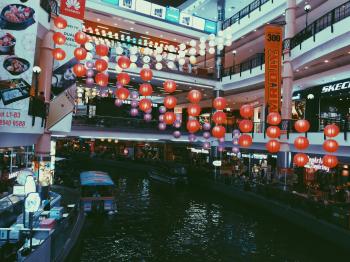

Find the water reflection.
xmin=73 ymin=175 xmax=346 ymax=261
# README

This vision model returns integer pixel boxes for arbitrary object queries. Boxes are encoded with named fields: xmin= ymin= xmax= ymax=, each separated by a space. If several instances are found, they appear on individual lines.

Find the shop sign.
xmin=165 ymin=7 xmax=180 ymax=23
xmin=135 ymin=0 xmax=151 ymax=15
xmin=190 ymin=148 xmax=209 ymax=154
xmin=305 ymin=157 xmax=329 ymax=172
xmin=212 ymin=160 xmax=222 ymax=167
xmin=264 ymin=26 xmax=282 ymax=113
xmin=60 ymin=0 xmax=86 ymax=20
xmin=321 ymin=81 xmax=350 ymax=93
xmin=151 ymin=3 xmax=166 ymax=19
xmin=242 ymin=153 xmax=268 ymax=160
xmin=119 ymin=0 xmax=135 ymax=10
xmin=192 ymin=16 xmax=205 ymax=31
xmin=204 ymin=20 xmax=217 ymax=33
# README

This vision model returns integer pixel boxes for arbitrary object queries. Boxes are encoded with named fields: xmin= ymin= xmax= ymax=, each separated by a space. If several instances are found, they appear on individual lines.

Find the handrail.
xmin=222 ymin=0 xmax=270 ymax=30
xmin=222 ymin=53 xmax=264 ymax=78
xmin=287 ymin=1 xmax=350 ymax=50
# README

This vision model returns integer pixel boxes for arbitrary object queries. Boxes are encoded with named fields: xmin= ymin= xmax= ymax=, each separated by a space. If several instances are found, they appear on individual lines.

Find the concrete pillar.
xmin=215 ymin=0 xmax=225 ymax=80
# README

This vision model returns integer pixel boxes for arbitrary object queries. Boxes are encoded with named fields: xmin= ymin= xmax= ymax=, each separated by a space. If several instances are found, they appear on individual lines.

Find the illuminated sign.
xmin=151 ymin=3 xmax=166 ymax=19
xmin=192 ymin=16 xmax=205 ymax=31
xmin=264 ymin=26 xmax=282 ymax=113
xmin=165 ymin=6 xmax=180 ymax=23
xmin=135 ymin=0 xmax=151 ymax=15
xmin=60 ymin=0 xmax=86 ymax=20
xmin=212 ymin=160 xmax=222 ymax=167
xmin=180 ymin=13 xmax=193 ymax=26
xmin=204 ymin=20 xmax=217 ymax=33
xmin=190 ymin=148 xmax=209 ymax=154
xmin=304 ymin=157 xmax=330 ymax=172
xmin=321 ymin=81 xmax=350 ymax=93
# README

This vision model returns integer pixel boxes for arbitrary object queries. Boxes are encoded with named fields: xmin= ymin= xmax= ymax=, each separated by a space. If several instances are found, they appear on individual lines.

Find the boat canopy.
xmin=80 ymin=171 xmax=114 ymax=186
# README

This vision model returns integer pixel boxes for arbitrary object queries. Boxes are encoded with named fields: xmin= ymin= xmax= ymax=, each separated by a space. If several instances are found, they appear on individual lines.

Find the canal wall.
xmin=193 ymin=177 xmax=350 ymax=251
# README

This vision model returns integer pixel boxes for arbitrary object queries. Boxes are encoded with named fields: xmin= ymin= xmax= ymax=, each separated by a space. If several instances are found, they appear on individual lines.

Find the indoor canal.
xmin=69 ymin=172 xmax=347 ymax=262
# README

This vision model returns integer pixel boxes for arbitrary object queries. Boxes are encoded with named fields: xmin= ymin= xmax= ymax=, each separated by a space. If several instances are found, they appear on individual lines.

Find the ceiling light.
xmin=324 ymin=59 xmax=329 ymax=63
xmin=174 ymin=38 xmax=177 ymax=41
xmin=160 ymin=35 xmax=163 ymax=38
xmin=145 ymin=31 xmax=149 ymax=34
xmin=304 ymin=66 xmax=308 ymax=69
xmin=97 ymin=18 xmax=101 ymax=22
xmin=130 ymin=27 xmax=134 ymax=30
xmin=254 ymin=29 xmax=257 ymax=32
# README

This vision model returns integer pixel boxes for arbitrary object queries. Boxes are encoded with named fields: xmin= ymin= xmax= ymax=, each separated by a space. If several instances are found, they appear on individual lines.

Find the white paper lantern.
xmin=116 ymin=46 xmax=123 ymax=55
xmin=143 ymin=56 xmax=150 ymax=63
xmin=178 ymin=58 xmax=186 ymax=65
xmin=189 ymin=48 xmax=197 ymax=56
xmin=167 ymin=61 xmax=175 ymax=69
xmin=209 ymin=34 xmax=215 ymax=40
xmin=189 ymin=56 xmax=197 ymax=64
xmin=168 ymin=53 xmax=177 ymax=61
xmin=155 ymin=62 xmax=163 ymax=70
xmin=156 ymin=54 xmax=163 ymax=62
xmin=130 ymin=54 xmax=138 ymax=63
xmin=168 ymin=45 xmax=175 ymax=52
xmin=86 ymin=52 xmax=93 ymax=60
xmin=130 ymin=46 xmax=138 ymax=54
xmin=143 ymin=64 xmax=150 ymax=69
xmin=178 ymin=50 xmax=186 ymax=58
xmin=130 ymin=62 xmax=137 ymax=69
xmin=199 ymin=49 xmax=206 ymax=56
xmin=217 ymin=44 xmax=224 ymax=51
xmin=199 ymin=43 xmax=206 ymax=49
xmin=101 ymin=56 xmax=109 ymax=62
xmin=216 ymin=37 xmax=224 ymax=44
xmin=156 ymin=46 xmax=163 ymax=53
xmin=200 ymin=36 xmax=206 ymax=43
xmin=190 ymin=40 xmax=196 ymax=47
xmin=209 ymin=40 xmax=216 ymax=47
xmin=209 ymin=47 xmax=215 ymax=54
xmin=217 ymin=30 xmax=224 ymax=37
xmin=179 ymin=43 xmax=186 ymax=50
xmin=85 ymin=42 xmax=93 ymax=51
xmin=225 ymin=40 xmax=232 ymax=47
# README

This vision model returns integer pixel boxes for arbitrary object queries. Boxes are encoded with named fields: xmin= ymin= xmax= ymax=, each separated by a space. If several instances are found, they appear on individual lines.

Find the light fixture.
xmin=232 ymin=50 xmax=237 ymax=55
xmin=304 ymin=4 xmax=311 ymax=12
xmin=130 ymin=27 xmax=134 ymax=30
xmin=97 ymin=18 xmax=101 ymax=22
xmin=324 ymin=59 xmax=329 ymax=63
xmin=32 ymin=66 xmax=41 ymax=74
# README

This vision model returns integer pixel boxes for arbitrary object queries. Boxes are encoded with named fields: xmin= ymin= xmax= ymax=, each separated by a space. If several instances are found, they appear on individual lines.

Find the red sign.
xmin=60 ymin=0 xmax=86 ymax=20
xmin=264 ymin=26 xmax=283 ymax=113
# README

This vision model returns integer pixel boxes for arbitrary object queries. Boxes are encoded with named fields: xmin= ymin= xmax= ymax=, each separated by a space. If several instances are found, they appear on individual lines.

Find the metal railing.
xmin=222 ymin=53 xmax=265 ymax=78
xmin=40 ymin=0 xmax=59 ymax=22
xmin=288 ymin=1 xmax=350 ymax=50
xmin=222 ymin=0 xmax=270 ymax=30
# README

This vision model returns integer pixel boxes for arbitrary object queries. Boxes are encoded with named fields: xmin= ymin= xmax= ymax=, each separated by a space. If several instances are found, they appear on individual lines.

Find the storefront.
xmin=292 ymin=78 xmax=350 ymax=131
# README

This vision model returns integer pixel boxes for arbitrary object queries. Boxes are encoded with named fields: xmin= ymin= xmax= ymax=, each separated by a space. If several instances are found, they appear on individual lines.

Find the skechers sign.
xmin=321 ymin=80 xmax=350 ymax=93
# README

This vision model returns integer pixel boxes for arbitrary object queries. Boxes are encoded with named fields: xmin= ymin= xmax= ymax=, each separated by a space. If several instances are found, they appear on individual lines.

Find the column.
xmin=278 ymin=0 xmax=297 ymax=189
xmin=35 ymin=29 xmax=55 ymax=200
xmin=215 ymin=0 xmax=226 ymax=80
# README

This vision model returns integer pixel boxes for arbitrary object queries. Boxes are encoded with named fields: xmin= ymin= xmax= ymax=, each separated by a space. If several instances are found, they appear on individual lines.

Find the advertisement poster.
xmin=165 ymin=7 xmax=180 ymax=23
xmin=180 ymin=13 xmax=193 ymax=26
xmin=0 ymin=0 xmax=44 ymax=134
xmin=192 ymin=16 xmax=205 ymax=31
xmin=60 ymin=0 xmax=86 ymax=20
xmin=119 ymin=0 xmax=136 ymax=10
xmin=292 ymin=100 xmax=306 ymax=120
xmin=264 ymin=25 xmax=282 ymax=113
xmin=135 ymin=0 xmax=151 ymax=15
xmin=151 ymin=4 xmax=166 ymax=19
xmin=32 ymin=160 xmax=54 ymax=186
xmin=204 ymin=20 xmax=217 ymax=33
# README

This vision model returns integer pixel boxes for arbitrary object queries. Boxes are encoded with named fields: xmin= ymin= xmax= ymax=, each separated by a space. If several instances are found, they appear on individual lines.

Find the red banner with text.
xmin=264 ymin=26 xmax=283 ymax=113
xmin=60 ymin=0 xmax=86 ymax=20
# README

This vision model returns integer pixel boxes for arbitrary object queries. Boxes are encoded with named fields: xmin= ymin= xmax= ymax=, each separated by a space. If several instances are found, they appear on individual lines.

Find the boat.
xmin=148 ymin=164 xmax=188 ymax=185
xmin=80 ymin=171 xmax=117 ymax=214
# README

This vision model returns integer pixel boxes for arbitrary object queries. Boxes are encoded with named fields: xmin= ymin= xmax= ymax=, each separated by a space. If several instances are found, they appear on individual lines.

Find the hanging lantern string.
xmin=84 ymin=31 xmax=200 ymax=58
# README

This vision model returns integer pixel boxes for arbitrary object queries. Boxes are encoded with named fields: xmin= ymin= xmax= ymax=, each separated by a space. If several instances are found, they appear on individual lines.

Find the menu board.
xmin=151 ymin=3 xmax=166 ymax=19
xmin=165 ymin=7 xmax=180 ymax=23
xmin=135 ymin=0 xmax=151 ymax=15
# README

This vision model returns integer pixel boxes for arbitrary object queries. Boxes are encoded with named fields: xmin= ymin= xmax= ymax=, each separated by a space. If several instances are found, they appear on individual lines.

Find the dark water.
xmin=71 ymin=174 xmax=347 ymax=262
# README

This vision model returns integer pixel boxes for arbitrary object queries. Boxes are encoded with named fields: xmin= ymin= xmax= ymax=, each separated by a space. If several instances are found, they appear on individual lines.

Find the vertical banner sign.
xmin=60 ymin=0 xmax=86 ymax=20
xmin=264 ymin=26 xmax=282 ymax=113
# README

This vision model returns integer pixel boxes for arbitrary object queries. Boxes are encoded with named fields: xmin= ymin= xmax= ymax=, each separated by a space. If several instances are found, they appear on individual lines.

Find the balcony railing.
xmin=288 ymin=1 xmax=350 ymax=50
xmin=222 ymin=0 xmax=270 ymax=30
xmin=222 ymin=53 xmax=265 ymax=78
xmin=40 ymin=0 xmax=59 ymax=22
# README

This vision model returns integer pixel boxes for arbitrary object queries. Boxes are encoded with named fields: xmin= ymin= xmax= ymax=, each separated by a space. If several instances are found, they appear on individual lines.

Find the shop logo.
xmin=60 ymin=0 xmax=85 ymax=20
xmin=321 ymin=81 xmax=350 ymax=93
xmin=66 ymin=0 xmax=81 ymax=10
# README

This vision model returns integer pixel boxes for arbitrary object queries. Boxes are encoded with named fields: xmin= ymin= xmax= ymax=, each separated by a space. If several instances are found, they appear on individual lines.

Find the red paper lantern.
xmin=187 ymin=119 xmax=200 ymax=133
xmin=294 ymin=119 xmax=310 ymax=133
xmin=266 ymin=126 xmax=280 ymax=139
xmin=95 ymin=44 xmax=109 ymax=56
xmin=212 ymin=111 xmax=226 ymax=124
xmin=238 ymin=134 xmax=252 ymax=147
xmin=266 ymin=139 xmax=280 ymax=153
xmin=212 ymin=125 xmax=226 ymax=139
xmin=139 ymin=98 xmax=152 ymax=112
xmin=139 ymin=83 xmax=153 ymax=96
xmin=240 ymin=104 xmax=253 ymax=119
xmin=164 ymin=96 xmax=177 ymax=109
xmin=53 ymin=32 xmax=66 ymax=45
xmin=54 ymin=16 xmax=67 ymax=29
xmin=74 ymin=47 xmax=87 ymax=61
xmin=73 ymin=64 xmax=86 ymax=77
xmin=140 ymin=68 xmax=153 ymax=81
xmin=324 ymin=124 xmax=340 ymax=138
xmin=52 ymin=48 xmax=66 ymax=60
xmin=294 ymin=136 xmax=309 ymax=150
xmin=163 ymin=80 xmax=176 ymax=93
xmin=116 ymin=87 xmax=130 ymax=100
xmin=74 ymin=31 xmax=87 ymax=45
xmin=239 ymin=119 xmax=253 ymax=133
xmin=187 ymin=90 xmax=202 ymax=104
xmin=117 ymin=72 xmax=130 ymax=85
xmin=187 ymin=104 xmax=201 ymax=117
xmin=323 ymin=139 xmax=339 ymax=153
xmin=213 ymin=97 xmax=227 ymax=110
xmin=95 ymin=59 xmax=108 ymax=72
xmin=323 ymin=155 xmax=338 ymax=168
xmin=118 ymin=56 xmax=131 ymax=69
xmin=267 ymin=112 xmax=281 ymax=125
xmin=164 ymin=112 xmax=176 ymax=125
xmin=95 ymin=73 xmax=108 ymax=87
xmin=293 ymin=153 xmax=309 ymax=167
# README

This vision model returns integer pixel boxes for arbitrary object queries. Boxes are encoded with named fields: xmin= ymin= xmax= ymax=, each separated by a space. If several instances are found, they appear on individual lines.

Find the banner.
xmin=60 ymin=0 xmax=86 ymax=20
xmin=264 ymin=25 xmax=282 ymax=113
